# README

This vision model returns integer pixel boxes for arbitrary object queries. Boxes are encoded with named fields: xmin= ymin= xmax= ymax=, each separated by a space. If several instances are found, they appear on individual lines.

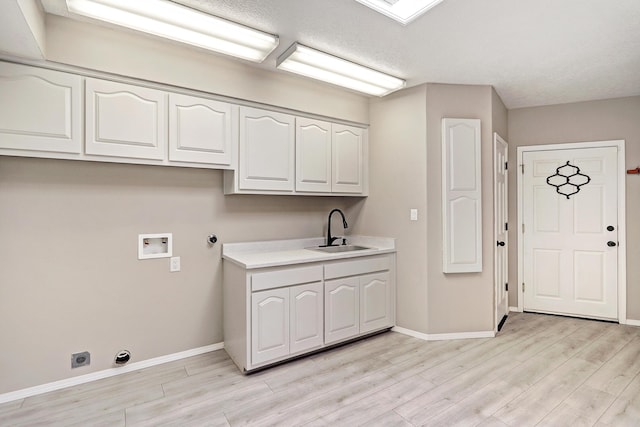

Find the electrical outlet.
xmin=170 ymin=256 xmax=181 ymax=272
xmin=410 ymin=209 xmax=418 ymax=221
xmin=71 ymin=351 xmax=90 ymax=368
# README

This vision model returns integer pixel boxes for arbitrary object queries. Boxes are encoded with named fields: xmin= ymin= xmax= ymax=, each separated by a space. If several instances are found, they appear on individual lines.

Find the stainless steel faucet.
xmin=326 ymin=208 xmax=348 ymax=246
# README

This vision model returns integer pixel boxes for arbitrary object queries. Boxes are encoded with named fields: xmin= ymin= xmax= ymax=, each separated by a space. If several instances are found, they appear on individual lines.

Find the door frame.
xmin=494 ymin=132 xmax=508 ymax=331
xmin=516 ymin=140 xmax=627 ymax=323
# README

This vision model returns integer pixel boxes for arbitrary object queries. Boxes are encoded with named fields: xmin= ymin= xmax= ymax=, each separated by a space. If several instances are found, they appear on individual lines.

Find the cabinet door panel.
xmin=324 ymin=278 xmax=359 ymax=344
xmin=360 ymin=272 xmax=392 ymax=333
xmin=86 ymin=78 xmax=166 ymax=160
xmin=296 ymin=117 xmax=332 ymax=192
xmin=239 ymin=107 xmax=295 ymax=191
xmin=332 ymin=124 xmax=363 ymax=193
xmin=290 ymin=282 xmax=323 ymax=354
xmin=169 ymin=93 xmax=232 ymax=165
xmin=442 ymin=118 xmax=482 ymax=272
xmin=0 ymin=62 xmax=81 ymax=154
xmin=251 ymin=288 xmax=290 ymax=365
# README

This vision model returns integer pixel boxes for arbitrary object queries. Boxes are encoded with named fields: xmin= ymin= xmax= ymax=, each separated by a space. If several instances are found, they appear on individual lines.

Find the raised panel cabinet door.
xmin=0 ymin=62 xmax=82 ymax=154
xmin=442 ymin=118 xmax=482 ymax=273
xmin=168 ymin=93 xmax=233 ymax=166
xmin=359 ymin=272 xmax=392 ymax=333
xmin=85 ymin=78 xmax=167 ymax=160
xmin=251 ymin=288 xmax=290 ymax=365
xmin=290 ymin=282 xmax=324 ymax=354
xmin=332 ymin=124 xmax=364 ymax=193
xmin=324 ymin=277 xmax=359 ymax=344
xmin=295 ymin=117 xmax=332 ymax=192
xmin=239 ymin=106 xmax=295 ymax=191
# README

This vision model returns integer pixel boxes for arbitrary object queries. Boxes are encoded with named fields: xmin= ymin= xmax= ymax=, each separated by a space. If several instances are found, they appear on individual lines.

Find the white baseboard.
xmin=392 ymin=326 xmax=495 ymax=341
xmin=0 ymin=342 xmax=224 ymax=404
xmin=509 ymin=306 xmax=521 ymax=313
xmin=624 ymin=319 xmax=640 ymax=327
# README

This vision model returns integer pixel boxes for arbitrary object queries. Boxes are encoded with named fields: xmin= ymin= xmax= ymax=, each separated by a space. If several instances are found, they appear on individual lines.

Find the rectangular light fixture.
xmin=276 ymin=43 xmax=406 ymax=97
xmin=354 ymin=0 xmax=445 ymax=25
xmin=65 ymin=0 xmax=279 ymax=62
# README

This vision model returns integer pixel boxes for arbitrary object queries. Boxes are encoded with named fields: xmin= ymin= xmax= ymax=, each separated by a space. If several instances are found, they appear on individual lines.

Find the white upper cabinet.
xmin=0 ymin=61 xmax=365 ymax=183
xmin=85 ymin=78 xmax=167 ymax=160
xmin=238 ymin=106 xmax=295 ymax=191
xmin=296 ymin=117 xmax=332 ymax=193
xmin=332 ymin=124 xmax=364 ymax=193
xmin=0 ymin=62 xmax=82 ymax=154
xmin=296 ymin=119 xmax=366 ymax=194
xmin=442 ymin=118 xmax=482 ymax=273
xmin=168 ymin=93 xmax=233 ymax=166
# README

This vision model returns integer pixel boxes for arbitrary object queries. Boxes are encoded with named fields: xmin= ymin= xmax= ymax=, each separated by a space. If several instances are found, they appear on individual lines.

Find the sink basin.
xmin=309 ymin=245 xmax=372 ymax=253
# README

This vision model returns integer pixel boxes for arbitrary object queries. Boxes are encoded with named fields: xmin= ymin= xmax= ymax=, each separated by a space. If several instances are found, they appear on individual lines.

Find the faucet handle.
xmin=342 ymin=238 xmax=347 ymax=246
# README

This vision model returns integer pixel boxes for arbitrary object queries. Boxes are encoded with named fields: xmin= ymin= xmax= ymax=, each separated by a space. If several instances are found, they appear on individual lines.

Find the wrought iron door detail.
xmin=546 ymin=161 xmax=591 ymax=199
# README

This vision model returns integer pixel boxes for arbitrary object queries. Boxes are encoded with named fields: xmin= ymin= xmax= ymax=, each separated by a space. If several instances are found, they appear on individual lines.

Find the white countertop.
xmin=222 ymin=236 xmax=396 ymax=269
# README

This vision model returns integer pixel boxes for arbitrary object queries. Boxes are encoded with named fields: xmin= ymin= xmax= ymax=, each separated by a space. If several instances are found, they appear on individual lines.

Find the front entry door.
xmin=522 ymin=146 xmax=618 ymax=319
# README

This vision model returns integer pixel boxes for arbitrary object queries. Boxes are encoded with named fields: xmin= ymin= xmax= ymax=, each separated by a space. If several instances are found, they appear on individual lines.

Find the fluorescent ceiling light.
xmin=65 ymin=0 xmax=279 ymax=62
xmin=276 ymin=43 xmax=405 ymax=97
xmin=354 ymin=0 xmax=444 ymax=25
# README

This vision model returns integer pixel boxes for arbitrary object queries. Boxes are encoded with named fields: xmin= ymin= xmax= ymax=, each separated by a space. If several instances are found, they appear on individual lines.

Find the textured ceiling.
xmin=42 ymin=0 xmax=640 ymax=108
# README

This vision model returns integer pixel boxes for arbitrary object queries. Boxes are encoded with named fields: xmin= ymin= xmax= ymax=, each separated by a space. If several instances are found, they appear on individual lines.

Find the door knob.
xmin=497 ymin=241 xmax=505 ymax=247
xmin=607 ymin=225 xmax=615 ymax=231
xmin=607 ymin=241 xmax=617 ymax=247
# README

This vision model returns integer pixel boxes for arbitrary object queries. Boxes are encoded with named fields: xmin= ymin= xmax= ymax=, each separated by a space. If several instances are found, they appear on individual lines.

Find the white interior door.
xmin=494 ymin=133 xmax=508 ymax=330
xmin=522 ymin=146 xmax=618 ymax=319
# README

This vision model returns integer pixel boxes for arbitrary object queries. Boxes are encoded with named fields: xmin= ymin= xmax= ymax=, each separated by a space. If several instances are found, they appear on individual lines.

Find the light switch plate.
xmin=170 ymin=256 xmax=181 ymax=272
xmin=410 ymin=209 xmax=418 ymax=221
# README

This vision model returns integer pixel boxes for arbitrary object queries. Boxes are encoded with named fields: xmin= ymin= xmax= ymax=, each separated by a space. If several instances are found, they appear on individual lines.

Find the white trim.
xmin=392 ymin=326 xmax=495 ymax=341
xmin=509 ymin=306 xmax=521 ymax=313
xmin=517 ymin=140 xmax=626 ymax=323
xmin=0 ymin=342 xmax=224 ymax=404
xmin=622 ymin=319 xmax=640 ymax=327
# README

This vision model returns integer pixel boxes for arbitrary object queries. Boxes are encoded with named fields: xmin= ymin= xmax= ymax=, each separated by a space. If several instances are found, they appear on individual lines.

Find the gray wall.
xmin=0 ymin=158 xmax=358 ymax=394
xmin=349 ymin=85 xmax=429 ymax=333
xmin=425 ymin=84 xmax=496 ymax=334
xmin=352 ymin=84 xmax=505 ymax=335
xmin=507 ymin=96 xmax=640 ymax=319
xmin=0 ymin=15 xmax=368 ymax=394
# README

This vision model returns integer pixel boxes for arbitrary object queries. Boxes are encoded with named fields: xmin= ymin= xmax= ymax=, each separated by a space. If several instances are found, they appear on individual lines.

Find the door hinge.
xmin=505 ymin=283 xmax=508 ymax=292
xmin=505 ymin=162 xmax=508 ymax=171
xmin=522 ymin=223 xmax=525 ymax=233
xmin=505 ymin=222 xmax=508 ymax=231
xmin=522 ymin=283 xmax=525 ymax=292
xmin=521 ymin=164 xmax=524 ymax=174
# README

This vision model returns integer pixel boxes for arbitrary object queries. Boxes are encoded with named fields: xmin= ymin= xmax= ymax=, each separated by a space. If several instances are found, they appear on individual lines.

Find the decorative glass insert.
xmin=546 ymin=161 xmax=591 ymax=199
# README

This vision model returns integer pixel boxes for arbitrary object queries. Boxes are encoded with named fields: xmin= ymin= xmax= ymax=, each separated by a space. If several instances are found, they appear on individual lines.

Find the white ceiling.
xmin=41 ymin=0 xmax=640 ymax=109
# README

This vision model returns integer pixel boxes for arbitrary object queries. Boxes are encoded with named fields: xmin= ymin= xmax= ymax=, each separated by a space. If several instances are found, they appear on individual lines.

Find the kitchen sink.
xmin=309 ymin=245 xmax=372 ymax=253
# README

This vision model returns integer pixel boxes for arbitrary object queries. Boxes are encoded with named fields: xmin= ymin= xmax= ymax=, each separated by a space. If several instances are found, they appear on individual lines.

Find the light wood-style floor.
xmin=2 ymin=312 xmax=640 ymax=426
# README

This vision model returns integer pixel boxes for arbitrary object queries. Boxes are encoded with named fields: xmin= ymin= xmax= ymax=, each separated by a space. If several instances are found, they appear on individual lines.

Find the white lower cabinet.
xmin=251 ymin=288 xmax=290 ymax=365
xmin=360 ymin=272 xmax=392 ymax=333
xmin=324 ymin=277 xmax=360 ymax=344
xmin=223 ymin=254 xmax=395 ymax=372
xmin=290 ymin=282 xmax=324 ymax=354
xmin=324 ymin=271 xmax=392 ymax=344
xmin=250 ymin=281 xmax=324 ymax=365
